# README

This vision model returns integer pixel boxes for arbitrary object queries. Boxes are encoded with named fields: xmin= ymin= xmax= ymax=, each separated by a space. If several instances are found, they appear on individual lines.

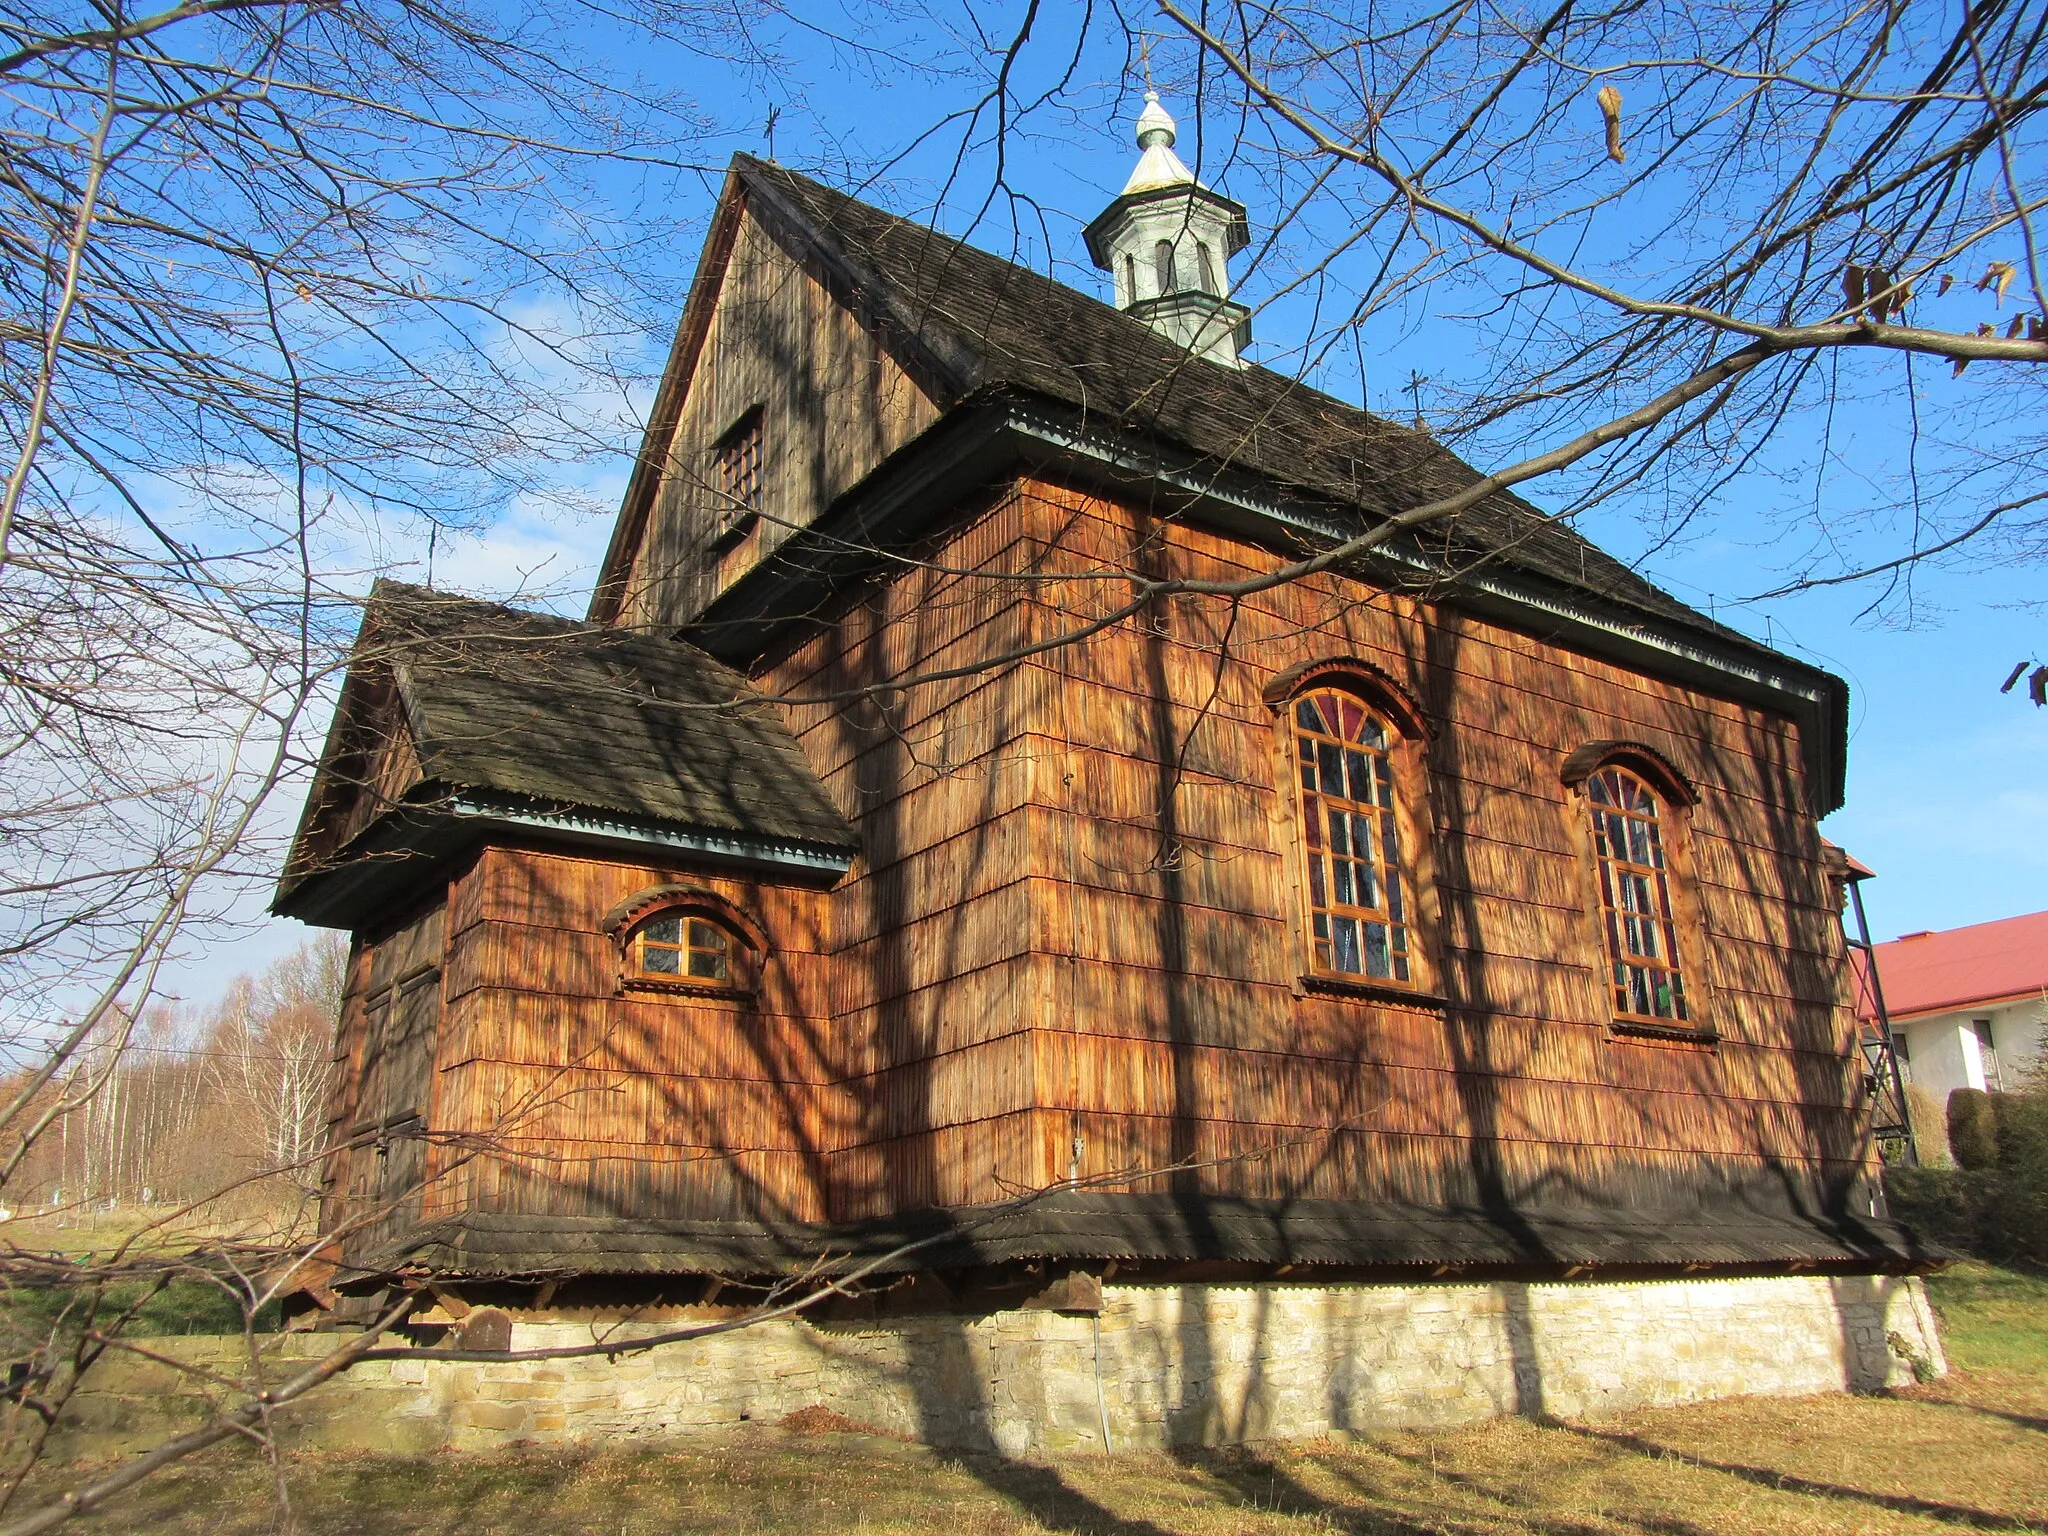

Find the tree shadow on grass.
xmin=1249 ymin=1443 xmax=1726 ymax=1536
xmin=1174 ymin=1446 xmax=1516 ymax=1536
xmin=936 ymin=1453 xmax=1183 ymax=1536
xmin=1900 ymin=1388 xmax=2048 ymax=1435
xmin=1558 ymin=1423 xmax=2039 ymax=1532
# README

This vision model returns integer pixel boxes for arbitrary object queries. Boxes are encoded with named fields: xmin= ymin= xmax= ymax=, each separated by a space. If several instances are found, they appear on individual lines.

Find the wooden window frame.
xmin=606 ymin=884 xmax=763 ymax=1000
xmin=1561 ymin=743 xmax=1717 ymax=1044
xmin=1267 ymin=661 xmax=1446 ymax=1006
xmin=709 ymin=405 xmax=765 ymax=548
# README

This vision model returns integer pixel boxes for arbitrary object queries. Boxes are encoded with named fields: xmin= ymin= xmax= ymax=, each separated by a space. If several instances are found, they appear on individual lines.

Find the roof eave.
xmin=355 ymin=1192 xmax=1938 ymax=1282
xmin=690 ymin=392 xmax=1850 ymax=814
xmin=1883 ymin=988 xmax=2048 ymax=1024
xmin=273 ymin=790 xmax=857 ymax=930
xmin=1082 ymin=182 xmax=1254 ymax=267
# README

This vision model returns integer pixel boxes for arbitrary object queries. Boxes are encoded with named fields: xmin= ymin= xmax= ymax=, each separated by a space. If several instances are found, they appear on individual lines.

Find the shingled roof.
xmin=275 ymin=581 xmax=855 ymax=920
xmin=728 ymin=153 xmax=1759 ymax=648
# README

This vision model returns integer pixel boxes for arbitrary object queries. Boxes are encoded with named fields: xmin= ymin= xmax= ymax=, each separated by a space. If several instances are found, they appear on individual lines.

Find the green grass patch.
xmin=1921 ymin=1259 xmax=2048 ymax=1374
xmin=39 ymin=1366 xmax=2048 ymax=1536
xmin=0 ymin=1278 xmax=278 ymax=1344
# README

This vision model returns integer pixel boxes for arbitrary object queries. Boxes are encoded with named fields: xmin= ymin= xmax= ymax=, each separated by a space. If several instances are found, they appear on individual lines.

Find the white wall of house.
xmin=1895 ymin=996 xmax=2048 ymax=1099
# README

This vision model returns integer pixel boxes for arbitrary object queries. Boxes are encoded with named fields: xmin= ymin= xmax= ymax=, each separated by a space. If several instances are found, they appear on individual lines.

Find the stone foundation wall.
xmin=51 ymin=1273 xmax=1945 ymax=1460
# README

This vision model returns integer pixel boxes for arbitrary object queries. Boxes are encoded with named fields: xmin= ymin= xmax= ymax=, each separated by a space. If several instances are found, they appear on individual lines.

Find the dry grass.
xmin=30 ymin=1264 xmax=2048 ymax=1535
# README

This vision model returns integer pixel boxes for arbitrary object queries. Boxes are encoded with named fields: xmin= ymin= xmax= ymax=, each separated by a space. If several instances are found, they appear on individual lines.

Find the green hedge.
xmin=1947 ymin=1089 xmax=2001 ymax=1170
xmin=1889 ymin=1084 xmax=2048 ymax=1263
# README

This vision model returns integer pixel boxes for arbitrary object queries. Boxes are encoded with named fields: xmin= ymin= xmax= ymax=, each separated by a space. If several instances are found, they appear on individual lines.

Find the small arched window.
xmin=1583 ymin=765 xmax=1689 ymax=1024
xmin=607 ymin=885 xmax=762 ymax=996
xmin=1154 ymin=239 xmax=1178 ymax=296
xmin=1195 ymin=242 xmax=1219 ymax=295
xmin=1123 ymin=252 xmax=1138 ymax=304
xmin=630 ymin=911 xmax=732 ymax=983
xmin=1293 ymin=687 xmax=1414 ymax=983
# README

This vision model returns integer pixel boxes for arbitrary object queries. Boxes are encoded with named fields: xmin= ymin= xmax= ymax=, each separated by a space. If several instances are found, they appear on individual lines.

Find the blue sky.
xmin=158 ymin=6 xmax=2044 ymax=1004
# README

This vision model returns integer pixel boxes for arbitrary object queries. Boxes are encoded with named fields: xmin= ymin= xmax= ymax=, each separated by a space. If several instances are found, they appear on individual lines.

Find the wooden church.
xmin=278 ymin=93 xmax=1931 ymax=1431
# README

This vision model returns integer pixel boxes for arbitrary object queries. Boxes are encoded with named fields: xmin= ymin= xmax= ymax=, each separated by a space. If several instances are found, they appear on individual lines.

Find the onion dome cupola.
xmin=1083 ymin=91 xmax=1252 ymax=366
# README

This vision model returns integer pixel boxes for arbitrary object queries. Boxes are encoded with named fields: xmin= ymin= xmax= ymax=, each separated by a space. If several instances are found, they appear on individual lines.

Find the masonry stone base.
xmin=56 ymin=1274 xmax=1945 ymax=1460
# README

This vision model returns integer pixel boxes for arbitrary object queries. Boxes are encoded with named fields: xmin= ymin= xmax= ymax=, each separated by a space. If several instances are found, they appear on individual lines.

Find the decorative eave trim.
xmin=1261 ymin=656 xmax=1433 ymax=741
xmin=446 ymin=793 xmax=858 ymax=877
xmin=272 ymin=791 xmax=856 ymax=929
xmin=688 ymin=394 xmax=1847 ymax=813
xmin=600 ymin=882 xmax=769 ymax=948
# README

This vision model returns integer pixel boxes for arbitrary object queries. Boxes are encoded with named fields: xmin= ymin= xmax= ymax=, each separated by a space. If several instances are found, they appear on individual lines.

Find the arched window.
xmin=606 ymin=884 xmax=762 ymax=995
xmin=1123 ymin=252 xmax=1138 ymax=304
xmin=629 ymin=910 xmax=732 ymax=983
xmin=1293 ymin=687 xmax=1414 ymax=983
xmin=1154 ymin=239 xmax=1178 ymax=296
xmin=1195 ymin=242 xmax=1219 ymax=295
xmin=1583 ymin=765 xmax=1689 ymax=1023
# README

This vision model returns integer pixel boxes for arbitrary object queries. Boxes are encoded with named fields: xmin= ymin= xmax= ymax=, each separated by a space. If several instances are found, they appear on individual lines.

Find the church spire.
xmin=1083 ymin=89 xmax=1252 ymax=366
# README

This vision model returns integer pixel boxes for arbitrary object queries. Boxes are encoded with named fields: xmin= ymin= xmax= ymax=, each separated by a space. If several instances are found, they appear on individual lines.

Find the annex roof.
xmin=275 ymin=581 xmax=856 ymax=921
xmin=1859 ymin=909 xmax=2048 ymax=1021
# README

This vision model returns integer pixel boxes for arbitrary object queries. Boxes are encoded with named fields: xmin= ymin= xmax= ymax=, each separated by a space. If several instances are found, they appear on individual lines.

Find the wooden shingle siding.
xmin=325 ymin=460 xmax=1869 ymax=1262
xmin=322 ymin=903 xmax=448 ymax=1244
xmin=622 ymin=208 xmax=940 ymax=625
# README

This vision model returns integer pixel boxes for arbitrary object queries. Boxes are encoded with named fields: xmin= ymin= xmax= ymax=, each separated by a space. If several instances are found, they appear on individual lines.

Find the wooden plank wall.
xmin=761 ymin=483 xmax=1064 ymax=1219
xmin=620 ymin=208 xmax=940 ymax=628
xmin=980 ymin=476 xmax=1867 ymax=1215
xmin=321 ymin=902 xmax=447 ymax=1251
xmin=330 ymin=469 xmax=1869 ymax=1246
xmin=751 ymin=469 xmax=1865 ymax=1221
xmin=420 ymin=846 xmax=843 ymax=1227
xmin=293 ymin=674 xmax=423 ymax=876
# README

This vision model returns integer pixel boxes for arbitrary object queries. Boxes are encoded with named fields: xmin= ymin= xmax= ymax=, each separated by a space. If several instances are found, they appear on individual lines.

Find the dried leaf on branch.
xmin=1596 ymin=85 xmax=1625 ymax=163
xmin=1842 ymin=263 xmax=1867 ymax=313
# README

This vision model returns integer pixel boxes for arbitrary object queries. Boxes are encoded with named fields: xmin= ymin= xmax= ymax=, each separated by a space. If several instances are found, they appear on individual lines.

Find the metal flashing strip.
xmin=449 ymin=794 xmax=857 ymax=877
xmin=1002 ymin=405 xmax=1829 ymax=694
xmin=998 ymin=404 xmax=1845 ymax=807
xmin=1003 ymin=401 xmax=1353 ymax=543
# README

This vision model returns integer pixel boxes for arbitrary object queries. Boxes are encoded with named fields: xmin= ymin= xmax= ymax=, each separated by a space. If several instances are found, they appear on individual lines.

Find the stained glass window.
xmin=631 ymin=913 xmax=731 ymax=983
xmin=1294 ymin=688 xmax=1412 ymax=983
xmin=1586 ymin=767 xmax=1689 ymax=1022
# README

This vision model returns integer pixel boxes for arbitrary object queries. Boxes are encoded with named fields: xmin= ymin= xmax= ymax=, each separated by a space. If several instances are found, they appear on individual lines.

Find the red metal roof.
xmin=1857 ymin=909 xmax=2048 ymax=1021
